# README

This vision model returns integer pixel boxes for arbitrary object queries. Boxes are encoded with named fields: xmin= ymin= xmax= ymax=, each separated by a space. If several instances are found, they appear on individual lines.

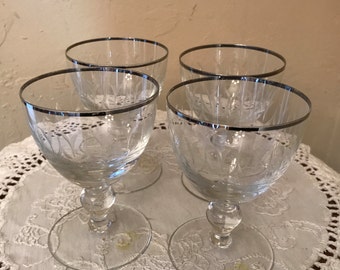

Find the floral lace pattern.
xmin=0 ymin=111 xmax=339 ymax=270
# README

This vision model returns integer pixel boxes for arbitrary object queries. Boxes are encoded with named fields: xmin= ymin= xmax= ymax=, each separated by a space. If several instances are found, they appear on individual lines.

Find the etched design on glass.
xmin=32 ymin=112 xmax=155 ymax=189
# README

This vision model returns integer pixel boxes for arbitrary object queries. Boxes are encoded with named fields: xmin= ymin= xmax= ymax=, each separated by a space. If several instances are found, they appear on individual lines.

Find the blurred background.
xmin=1 ymin=0 xmax=340 ymax=172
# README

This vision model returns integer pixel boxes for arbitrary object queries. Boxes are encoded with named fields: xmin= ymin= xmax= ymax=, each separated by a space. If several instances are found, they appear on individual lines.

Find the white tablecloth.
xmin=0 ymin=110 xmax=339 ymax=269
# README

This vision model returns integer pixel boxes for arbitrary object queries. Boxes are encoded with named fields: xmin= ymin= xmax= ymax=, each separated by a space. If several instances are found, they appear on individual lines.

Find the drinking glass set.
xmin=19 ymin=37 xmax=311 ymax=270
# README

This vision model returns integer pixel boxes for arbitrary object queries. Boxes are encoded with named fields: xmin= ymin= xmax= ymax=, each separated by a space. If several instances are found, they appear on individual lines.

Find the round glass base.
xmin=181 ymin=173 xmax=208 ymax=201
xmin=169 ymin=217 xmax=274 ymax=270
xmin=48 ymin=204 xmax=152 ymax=270
xmin=113 ymin=153 xmax=162 ymax=194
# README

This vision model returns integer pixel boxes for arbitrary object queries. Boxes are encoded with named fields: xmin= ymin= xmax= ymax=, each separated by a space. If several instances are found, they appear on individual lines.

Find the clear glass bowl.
xmin=20 ymin=67 xmax=159 ymax=269
xmin=66 ymin=37 xmax=169 ymax=193
xmin=166 ymin=76 xmax=311 ymax=270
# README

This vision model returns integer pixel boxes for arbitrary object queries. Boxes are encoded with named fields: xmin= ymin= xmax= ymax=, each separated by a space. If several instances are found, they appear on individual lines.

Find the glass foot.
xmin=181 ymin=173 xmax=208 ymax=201
xmin=169 ymin=217 xmax=274 ymax=270
xmin=113 ymin=153 xmax=162 ymax=194
xmin=48 ymin=204 xmax=152 ymax=270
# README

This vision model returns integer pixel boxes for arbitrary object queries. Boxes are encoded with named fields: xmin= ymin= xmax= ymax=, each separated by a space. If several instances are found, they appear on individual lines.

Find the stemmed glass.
xmin=65 ymin=37 xmax=168 ymax=193
xmin=166 ymin=77 xmax=311 ymax=269
xmin=20 ymin=68 xmax=159 ymax=269
xmin=179 ymin=44 xmax=287 ymax=199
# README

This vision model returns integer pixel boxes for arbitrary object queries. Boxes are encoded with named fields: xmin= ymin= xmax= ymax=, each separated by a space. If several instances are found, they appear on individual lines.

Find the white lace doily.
xmin=0 ymin=110 xmax=339 ymax=270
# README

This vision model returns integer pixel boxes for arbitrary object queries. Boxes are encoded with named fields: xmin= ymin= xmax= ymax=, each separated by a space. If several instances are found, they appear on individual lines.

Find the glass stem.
xmin=80 ymin=184 xmax=116 ymax=233
xmin=206 ymin=201 xmax=242 ymax=248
